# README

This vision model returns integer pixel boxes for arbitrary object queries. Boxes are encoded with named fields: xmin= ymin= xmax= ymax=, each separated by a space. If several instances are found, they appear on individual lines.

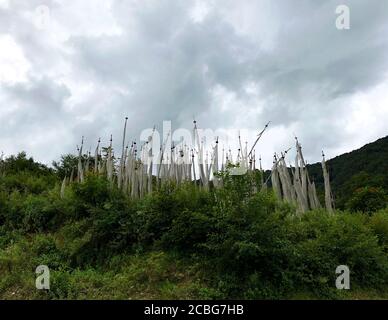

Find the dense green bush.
xmin=160 ymin=209 xmax=212 ymax=252
xmin=369 ymin=209 xmax=388 ymax=249
xmin=0 ymin=152 xmax=56 ymax=195
xmin=0 ymin=172 xmax=56 ymax=195
xmin=1 ymin=155 xmax=388 ymax=299
xmin=137 ymin=182 xmax=214 ymax=250
xmin=289 ymin=211 xmax=388 ymax=296
xmin=55 ymin=176 xmax=136 ymax=266
xmin=346 ymin=186 xmax=387 ymax=213
xmin=0 ymin=191 xmax=25 ymax=230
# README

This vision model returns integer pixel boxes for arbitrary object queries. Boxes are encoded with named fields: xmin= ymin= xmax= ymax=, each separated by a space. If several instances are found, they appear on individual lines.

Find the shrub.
xmin=369 ymin=209 xmax=388 ymax=248
xmin=0 ymin=173 xmax=56 ymax=194
xmin=160 ymin=209 xmax=213 ymax=252
xmin=1 ymin=167 xmax=388 ymax=299
xmin=72 ymin=176 xmax=112 ymax=206
xmin=22 ymin=194 xmax=64 ymax=233
xmin=0 ymin=191 xmax=25 ymax=230
xmin=346 ymin=186 xmax=387 ymax=213
xmin=289 ymin=211 xmax=388 ymax=295
xmin=136 ymin=182 xmax=214 ymax=248
xmin=54 ymin=176 xmax=136 ymax=266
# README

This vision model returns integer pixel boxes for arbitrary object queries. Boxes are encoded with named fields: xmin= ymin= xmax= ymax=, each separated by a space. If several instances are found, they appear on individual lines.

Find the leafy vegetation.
xmin=0 ymin=150 xmax=387 ymax=300
xmin=306 ymin=136 xmax=388 ymax=210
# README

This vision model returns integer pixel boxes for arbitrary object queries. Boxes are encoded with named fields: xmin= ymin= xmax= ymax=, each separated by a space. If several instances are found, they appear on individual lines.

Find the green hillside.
xmin=0 ymin=140 xmax=387 ymax=300
xmin=307 ymin=136 xmax=388 ymax=209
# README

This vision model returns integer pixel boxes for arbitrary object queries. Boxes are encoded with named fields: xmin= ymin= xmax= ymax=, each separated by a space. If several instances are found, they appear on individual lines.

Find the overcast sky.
xmin=0 ymin=0 xmax=388 ymax=168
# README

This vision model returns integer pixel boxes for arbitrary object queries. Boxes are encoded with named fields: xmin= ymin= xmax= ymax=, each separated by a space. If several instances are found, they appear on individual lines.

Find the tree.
xmin=52 ymin=154 xmax=78 ymax=180
xmin=0 ymin=152 xmax=52 ymax=175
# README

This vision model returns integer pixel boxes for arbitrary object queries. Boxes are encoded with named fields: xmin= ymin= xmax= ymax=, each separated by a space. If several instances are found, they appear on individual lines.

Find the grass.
xmin=0 ymin=234 xmax=218 ymax=300
xmin=1 ymin=232 xmax=387 ymax=300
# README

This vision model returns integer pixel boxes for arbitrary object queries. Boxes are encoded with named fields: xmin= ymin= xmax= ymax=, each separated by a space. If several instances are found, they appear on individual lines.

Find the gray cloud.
xmin=0 ymin=0 xmax=388 ymax=167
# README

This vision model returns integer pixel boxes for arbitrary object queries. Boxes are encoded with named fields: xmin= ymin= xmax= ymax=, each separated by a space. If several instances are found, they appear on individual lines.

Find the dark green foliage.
xmin=307 ymin=136 xmax=388 ymax=209
xmin=53 ymin=153 xmax=100 ymax=180
xmin=0 ymin=152 xmax=56 ymax=195
xmin=0 ymin=172 xmax=56 ymax=194
xmin=137 ymin=182 xmax=214 ymax=250
xmin=0 ymin=152 xmax=52 ymax=176
xmin=160 ymin=209 xmax=212 ymax=251
xmin=368 ymin=209 xmax=388 ymax=249
xmin=72 ymin=175 xmax=114 ymax=208
xmin=22 ymin=194 xmax=62 ymax=233
xmin=52 ymin=154 xmax=78 ymax=180
xmin=1 ymin=151 xmax=388 ymax=299
xmin=57 ymin=176 xmax=135 ymax=265
xmin=288 ymin=212 xmax=388 ymax=296
xmin=346 ymin=186 xmax=387 ymax=213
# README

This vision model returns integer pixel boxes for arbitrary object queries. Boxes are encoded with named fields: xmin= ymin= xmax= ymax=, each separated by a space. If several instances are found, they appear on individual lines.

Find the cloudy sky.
xmin=0 ymin=0 xmax=387 ymax=168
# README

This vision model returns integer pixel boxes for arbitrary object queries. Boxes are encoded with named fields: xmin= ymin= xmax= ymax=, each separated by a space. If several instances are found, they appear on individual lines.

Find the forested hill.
xmin=307 ymin=135 xmax=388 ymax=209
